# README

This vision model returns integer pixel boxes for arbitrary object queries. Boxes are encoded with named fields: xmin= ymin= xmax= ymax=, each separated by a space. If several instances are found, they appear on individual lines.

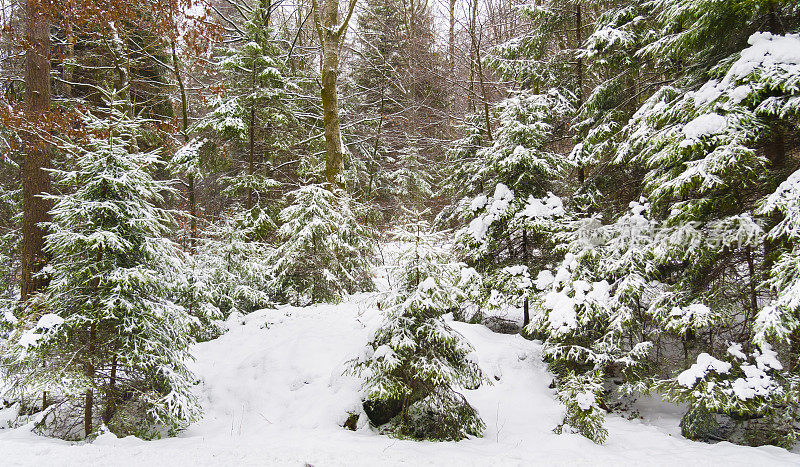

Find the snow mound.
xmin=1 ymin=293 xmax=798 ymax=465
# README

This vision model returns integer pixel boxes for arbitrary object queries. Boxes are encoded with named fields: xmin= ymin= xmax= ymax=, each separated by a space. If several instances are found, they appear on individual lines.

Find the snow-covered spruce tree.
xmin=758 ymin=168 xmax=800 ymax=372
xmin=572 ymin=1 xmax=656 ymax=209
xmin=387 ymin=147 xmax=435 ymax=211
xmin=618 ymin=33 xmax=800 ymax=336
xmin=270 ymin=185 xmax=373 ymax=305
xmin=527 ymin=199 xmax=659 ymax=443
xmin=451 ymin=91 xmax=575 ymax=316
xmin=548 ymin=6 xmax=800 ymax=446
xmin=351 ymin=212 xmax=485 ymax=440
xmin=554 ymin=370 xmax=608 ymax=443
xmin=196 ymin=0 xmax=299 ymax=225
xmin=449 ymin=4 xmax=578 ymax=283
xmin=191 ymin=209 xmax=276 ymax=319
xmin=2 ymin=94 xmax=200 ymax=439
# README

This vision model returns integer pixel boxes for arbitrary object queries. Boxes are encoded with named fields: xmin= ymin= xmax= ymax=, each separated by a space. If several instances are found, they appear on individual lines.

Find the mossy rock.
xmin=343 ymin=412 xmax=359 ymax=431
xmin=481 ymin=316 xmax=521 ymax=334
xmin=681 ymin=406 xmax=723 ymax=441
xmin=363 ymin=398 xmax=403 ymax=426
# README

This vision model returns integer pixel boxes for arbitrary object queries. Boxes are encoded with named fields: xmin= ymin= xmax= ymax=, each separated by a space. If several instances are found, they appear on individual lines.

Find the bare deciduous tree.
xmin=311 ymin=0 xmax=357 ymax=188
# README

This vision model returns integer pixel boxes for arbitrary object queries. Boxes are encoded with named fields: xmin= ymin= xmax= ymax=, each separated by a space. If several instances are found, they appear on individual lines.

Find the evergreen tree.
xmin=270 ymin=185 xmax=374 ymax=305
xmin=351 ymin=213 xmax=485 ymax=440
xmin=192 ymin=209 xmax=276 ymax=318
xmin=197 ymin=0 xmax=299 ymax=234
xmin=453 ymin=90 xmax=574 ymax=274
xmin=526 ymin=4 xmax=800 ymax=445
xmin=2 ymin=93 xmax=200 ymax=439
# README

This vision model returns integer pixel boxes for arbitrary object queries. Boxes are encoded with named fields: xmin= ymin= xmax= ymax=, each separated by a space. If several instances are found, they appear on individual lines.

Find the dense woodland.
xmin=0 ymin=0 xmax=799 ymax=452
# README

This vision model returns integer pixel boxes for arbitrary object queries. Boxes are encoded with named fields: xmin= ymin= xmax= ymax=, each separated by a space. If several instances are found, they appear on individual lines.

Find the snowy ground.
xmin=1 ymin=290 xmax=799 ymax=466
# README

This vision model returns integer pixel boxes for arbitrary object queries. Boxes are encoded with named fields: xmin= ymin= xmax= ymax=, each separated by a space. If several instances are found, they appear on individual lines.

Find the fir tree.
xmin=351 ymin=213 xmax=485 ymax=440
xmin=270 ymin=185 xmax=374 ymax=305
xmin=197 ymin=0 xmax=299 ymax=230
xmin=525 ymin=9 xmax=800 ymax=445
xmin=2 ymin=93 xmax=200 ymax=439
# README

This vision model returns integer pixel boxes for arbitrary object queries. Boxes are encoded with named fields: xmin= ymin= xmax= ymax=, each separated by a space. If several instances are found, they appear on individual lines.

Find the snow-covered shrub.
xmin=658 ymin=344 xmax=799 ymax=448
xmin=554 ymin=370 xmax=608 ymax=444
xmin=270 ymin=185 xmax=374 ymax=305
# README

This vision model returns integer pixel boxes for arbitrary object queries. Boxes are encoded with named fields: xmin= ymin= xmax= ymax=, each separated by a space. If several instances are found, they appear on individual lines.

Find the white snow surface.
xmin=519 ymin=193 xmax=564 ymax=219
xmin=35 ymin=314 xmax=64 ymax=330
xmin=1 ymin=296 xmax=799 ymax=465
xmin=688 ymin=33 xmax=800 ymax=108
xmin=468 ymin=183 xmax=514 ymax=242
xmin=682 ymin=113 xmax=726 ymax=140
xmin=677 ymin=353 xmax=733 ymax=388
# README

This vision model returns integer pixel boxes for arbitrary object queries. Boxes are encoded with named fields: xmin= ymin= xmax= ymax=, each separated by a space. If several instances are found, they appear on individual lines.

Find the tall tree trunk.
xmin=768 ymin=1 xmax=779 ymax=34
xmin=62 ymin=1 xmax=75 ymax=97
xmin=575 ymin=2 xmax=583 ymax=102
xmin=468 ymin=0 xmax=492 ymax=141
xmin=104 ymin=355 xmax=117 ymax=424
xmin=791 ymin=331 xmax=800 ymax=374
xmin=21 ymin=0 xmax=52 ymax=303
xmin=447 ymin=0 xmax=457 ymax=136
xmin=575 ymin=2 xmax=585 ymax=184
xmin=449 ymin=0 xmax=456 ymax=80
xmin=313 ymin=0 xmax=357 ymax=189
xmin=248 ymin=65 xmax=256 ymax=209
xmin=744 ymin=246 xmax=758 ymax=352
xmin=84 ymin=386 xmax=93 ymax=437
xmin=522 ymin=228 xmax=529 ymax=327
xmin=85 ymin=322 xmax=95 ymax=438
xmin=321 ymin=37 xmax=344 ymax=188
xmin=171 ymin=41 xmax=197 ymax=253
xmin=86 ymin=248 xmax=102 ymax=438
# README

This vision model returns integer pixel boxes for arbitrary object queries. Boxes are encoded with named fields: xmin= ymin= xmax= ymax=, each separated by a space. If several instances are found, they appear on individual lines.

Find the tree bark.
xmin=522 ymin=229 xmax=529 ymax=327
xmin=575 ymin=2 xmax=583 ymax=103
xmin=449 ymin=0 xmax=456 ymax=80
xmin=171 ymin=41 xmax=197 ymax=253
xmin=320 ymin=19 xmax=344 ymax=188
xmin=248 ymin=64 xmax=256 ymax=209
xmin=575 ymin=2 xmax=585 ymax=184
xmin=312 ymin=0 xmax=357 ymax=189
xmin=104 ymin=356 xmax=117 ymax=424
xmin=768 ymin=1 xmax=779 ymax=34
xmin=21 ymin=0 xmax=52 ymax=303
xmin=85 ymin=321 xmax=95 ymax=438
xmin=468 ymin=0 xmax=492 ymax=141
